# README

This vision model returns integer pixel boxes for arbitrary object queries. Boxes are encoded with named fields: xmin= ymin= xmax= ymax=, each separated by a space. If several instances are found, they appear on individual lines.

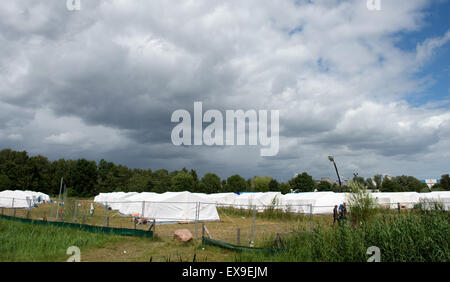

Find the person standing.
xmin=333 ymin=205 xmax=339 ymax=227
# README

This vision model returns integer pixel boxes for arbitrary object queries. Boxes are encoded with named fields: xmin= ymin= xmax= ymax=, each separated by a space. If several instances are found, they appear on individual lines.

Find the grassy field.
xmin=1 ymin=200 xmax=332 ymax=262
xmin=4 ymin=198 xmax=446 ymax=262
xmin=0 ymin=216 xmax=242 ymax=262
xmin=235 ymin=209 xmax=450 ymax=262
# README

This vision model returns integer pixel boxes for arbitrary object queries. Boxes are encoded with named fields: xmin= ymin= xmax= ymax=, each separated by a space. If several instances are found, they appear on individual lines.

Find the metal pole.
xmin=12 ymin=198 xmax=15 ymax=217
xmin=141 ymin=201 xmax=146 ymax=219
xmin=195 ymin=202 xmax=199 ymax=239
xmin=332 ymin=161 xmax=342 ymax=192
xmin=250 ymin=205 xmax=256 ymax=247
xmin=73 ymin=200 xmax=78 ymax=222
xmin=50 ymin=200 xmax=54 ymax=218
xmin=56 ymin=177 xmax=63 ymax=218
xmin=103 ymin=201 xmax=108 ymax=227
xmin=309 ymin=204 xmax=313 ymax=232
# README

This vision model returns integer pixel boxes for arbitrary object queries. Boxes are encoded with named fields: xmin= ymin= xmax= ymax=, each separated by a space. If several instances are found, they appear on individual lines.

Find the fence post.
xmin=73 ymin=200 xmax=78 ymax=222
xmin=141 ymin=201 xmax=146 ymax=219
xmin=12 ymin=198 xmax=15 ymax=218
xmin=153 ymin=218 xmax=156 ymax=235
xmin=103 ymin=201 xmax=108 ymax=227
xmin=309 ymin=204 xmax=313 ymax=232
xmin=250 ymin=205 xmax=256 ymax=247
xmin=237 ymin=228 xmax=241 ymax=246
xmin=50 ymin=200 xmax=54 ymax=218
xmin=107 ymin=216 xmax=110 ymax=227
xmin=195 ymin=202 xmax=199 ymax=239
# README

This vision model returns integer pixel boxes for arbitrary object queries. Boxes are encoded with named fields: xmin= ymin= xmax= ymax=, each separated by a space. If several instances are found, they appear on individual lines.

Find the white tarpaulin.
xmin=233 ymin=192 xmax=282 ymax=210
xmin=95 ymin=191 xmax=220 ymax=223
xmin=0 ymin=190 xmax=50 ymax=208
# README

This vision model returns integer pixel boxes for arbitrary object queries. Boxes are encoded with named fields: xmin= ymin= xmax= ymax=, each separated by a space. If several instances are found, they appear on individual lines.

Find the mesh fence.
xmin=1 ymin=197 xmax=448 ymax=247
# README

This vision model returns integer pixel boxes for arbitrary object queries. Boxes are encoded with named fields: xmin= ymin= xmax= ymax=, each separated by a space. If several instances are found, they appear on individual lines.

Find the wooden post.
xmin=107 ymin=216 xmax=110 ymax=227
xmin=153 ymin=218 xmax=156 ymax=234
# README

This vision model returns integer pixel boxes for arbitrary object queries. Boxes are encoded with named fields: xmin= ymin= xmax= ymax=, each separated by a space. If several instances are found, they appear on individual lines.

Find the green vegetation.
xmin=346 ymin=181 xmax=378 ymax=223
xmin=236 ymin=208 xmax=450 ymax=262
xmin=0 ymin=148 xmax=447 ymax=197
xmin=0 ymin=217 xmax=121 ymax=261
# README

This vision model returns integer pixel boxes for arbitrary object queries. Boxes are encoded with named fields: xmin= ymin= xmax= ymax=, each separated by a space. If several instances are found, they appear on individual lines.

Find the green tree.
xmin=170 ymin=171 xmax=194 ymax=192
xmin=151 ymin=169 xmax=171 ymax=193
xmin=268 ymin=179 xmax=280 ymax=191
xmin=0 ymin=174 xmax=12 ymax=191
xmin=68 ymin=159 xmax=98 ymax=197
xmin=199 ymin=173 xmax=221 ymax=194
xmin=279 ymin=182 xmax=291 ymax=194
xmin=288 ymin=172 xmax=316 ymax=192
xmin=373 ymin=174 xmax=382 ymax=190
xmin=252 ymin=176 xmax=272 ymax=192
xmin=440 ymin=174 xmax=450 ymax=190
xmin=317 ymin=180 xmax=332 ymax=191
xmin=365 ymin=178 xmax=375 ymax=190
xmin=381 ymin=177 xmax=402 ymax=192
xmin=224 ymin=174 xmax=248 ymax=192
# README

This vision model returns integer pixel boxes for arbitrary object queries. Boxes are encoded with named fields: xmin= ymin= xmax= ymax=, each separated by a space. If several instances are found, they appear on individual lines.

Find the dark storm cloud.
xmin=0 ymin=0 xmax=449 ymax=180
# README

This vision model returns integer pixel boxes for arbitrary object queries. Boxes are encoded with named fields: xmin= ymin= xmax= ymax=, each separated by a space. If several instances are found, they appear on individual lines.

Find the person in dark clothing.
xmin=333 ymin=205 xmax=339 ymax=227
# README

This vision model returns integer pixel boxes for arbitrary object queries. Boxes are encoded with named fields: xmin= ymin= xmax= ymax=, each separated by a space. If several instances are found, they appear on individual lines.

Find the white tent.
xmin=94 ymin=191 xmax=220 ymax=223
xmin=371 ymin=192 xmax=420 ymax=209
xmin=205 ymin=193 xmax=237 ymax=206
xmin=418 ymin=191 xmax=450 ymax=210
xmin=136 ymin=191 xmax=220 ymax=223
xmin=233 ymin=192 xmax=282 ymax=210
xmin=280 ymin=192 xmax=346 ymax=214
xmin=0 ymin=190 xmax=50 ymax=209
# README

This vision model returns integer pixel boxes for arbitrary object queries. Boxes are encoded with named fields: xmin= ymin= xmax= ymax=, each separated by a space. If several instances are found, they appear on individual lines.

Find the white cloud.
xmin=0 ymin=0 xmax=449 ymax=179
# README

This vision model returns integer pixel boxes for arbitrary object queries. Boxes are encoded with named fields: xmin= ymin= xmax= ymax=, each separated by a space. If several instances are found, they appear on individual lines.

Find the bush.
xmin=346 ymin=181 xmax=378 ymax=224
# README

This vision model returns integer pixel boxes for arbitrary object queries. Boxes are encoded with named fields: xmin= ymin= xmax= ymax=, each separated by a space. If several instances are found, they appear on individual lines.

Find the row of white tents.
xmin=0 ymin=190 xmax=50 ymax=209
xmin=94 ymin=191 xmax=450 ymax=222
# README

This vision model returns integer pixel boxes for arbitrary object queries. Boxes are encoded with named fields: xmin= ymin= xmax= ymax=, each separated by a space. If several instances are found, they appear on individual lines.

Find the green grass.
xmin=236 ymin=209 xmax=450 ymax=262
xmin=0 ymin=217 xmax=122 ymax=261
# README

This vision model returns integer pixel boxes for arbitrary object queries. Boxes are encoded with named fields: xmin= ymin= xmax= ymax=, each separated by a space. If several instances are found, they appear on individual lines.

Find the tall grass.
xmin=217 ymin=205 xmax=307 ymax=222
xmin=0 ymin=218 xmax=121 ymax=261
xmin=236 ymin=208 xmax=450 ymax=262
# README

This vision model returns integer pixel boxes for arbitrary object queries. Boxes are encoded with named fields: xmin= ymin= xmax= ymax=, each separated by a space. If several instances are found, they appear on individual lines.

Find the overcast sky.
xmin=0 ymin=0 xmax=449 ymax=181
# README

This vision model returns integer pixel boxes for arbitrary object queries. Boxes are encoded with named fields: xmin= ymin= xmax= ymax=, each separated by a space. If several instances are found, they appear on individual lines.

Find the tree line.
xmin=0 ymin=149 xmax=448 ymax=197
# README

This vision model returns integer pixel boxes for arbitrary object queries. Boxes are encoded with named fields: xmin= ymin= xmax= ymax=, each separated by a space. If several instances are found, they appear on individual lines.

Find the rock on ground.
xmin=173 ymin=229 xmax=193 ymax=242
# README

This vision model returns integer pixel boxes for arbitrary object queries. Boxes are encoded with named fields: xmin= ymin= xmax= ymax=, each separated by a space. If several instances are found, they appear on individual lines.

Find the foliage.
xmin=237 ymin=208 xmax=450 ymax=262
xmin=346 ymin=181 xmax=378 ymax=223
xmin=288 ymin=172 xmax=315 ymax=192
xmin=316 ymin=180 xmax=332 ymax=191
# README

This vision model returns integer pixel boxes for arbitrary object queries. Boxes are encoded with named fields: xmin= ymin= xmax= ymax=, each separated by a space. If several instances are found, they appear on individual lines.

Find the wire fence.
xmin=1 ymin=197 xmax=449 ymax=248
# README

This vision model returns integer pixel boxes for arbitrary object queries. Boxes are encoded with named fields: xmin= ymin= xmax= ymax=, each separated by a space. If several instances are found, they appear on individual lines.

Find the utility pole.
xmin=328 ymin=156 xmax=342 ymax=192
